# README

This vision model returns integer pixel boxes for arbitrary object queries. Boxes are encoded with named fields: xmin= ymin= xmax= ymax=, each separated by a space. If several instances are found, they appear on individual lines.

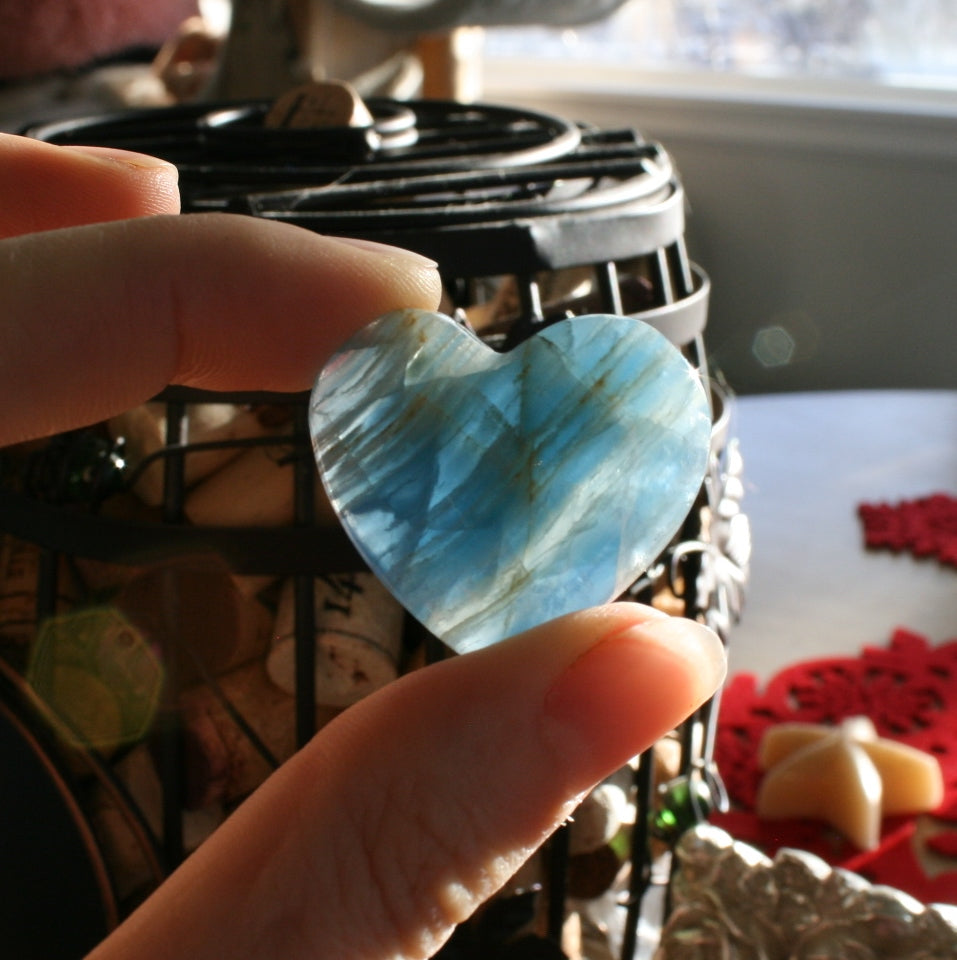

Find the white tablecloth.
xmin=726 ymin=389 xmax=957 ymax=681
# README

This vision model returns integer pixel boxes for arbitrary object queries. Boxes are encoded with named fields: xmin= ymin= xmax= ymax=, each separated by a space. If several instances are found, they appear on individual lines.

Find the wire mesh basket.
xmin=0 ymin=96 xmax=748 ymax=959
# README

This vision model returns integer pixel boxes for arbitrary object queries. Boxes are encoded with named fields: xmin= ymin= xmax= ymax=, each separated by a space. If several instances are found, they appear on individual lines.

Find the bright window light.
xmin=484 ymin=0 xmax=957 ymax=93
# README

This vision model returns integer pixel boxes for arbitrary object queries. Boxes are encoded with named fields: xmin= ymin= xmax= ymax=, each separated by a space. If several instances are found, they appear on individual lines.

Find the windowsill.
xmin=478 ymin=53 xmax=957 ymax=395
xmin=480 ymin=59 xmax=957 ymax=160
xmin=482 ymin=56 xmax=957 ymax=112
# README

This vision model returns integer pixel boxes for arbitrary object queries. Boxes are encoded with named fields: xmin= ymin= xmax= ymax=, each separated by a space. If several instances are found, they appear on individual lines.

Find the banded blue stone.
xmin=311 ymin=309 xmax=711 ymax=654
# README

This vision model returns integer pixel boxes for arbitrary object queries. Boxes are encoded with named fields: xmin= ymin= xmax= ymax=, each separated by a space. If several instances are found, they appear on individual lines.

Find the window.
xmin=483 ymin=0 xmax=957 ymax=103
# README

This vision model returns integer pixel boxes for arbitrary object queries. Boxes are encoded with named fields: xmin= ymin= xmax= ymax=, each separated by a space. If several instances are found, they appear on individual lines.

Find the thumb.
xmin=87 ymin=603 xmax=726 ymax=960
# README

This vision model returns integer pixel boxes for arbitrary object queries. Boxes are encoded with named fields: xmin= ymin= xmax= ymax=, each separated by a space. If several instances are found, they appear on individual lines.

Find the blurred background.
xmin=1 ymin=4 xmax=955 ymax=958
xmin=2 ymin=0 xmax=955 ymax=395
xmin=482 ymin=0 xmax=957 ymax=395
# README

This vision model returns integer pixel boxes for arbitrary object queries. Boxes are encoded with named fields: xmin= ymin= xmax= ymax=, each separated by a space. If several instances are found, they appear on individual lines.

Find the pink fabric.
xmin=0 ymin=0 xmax=198 ymax=79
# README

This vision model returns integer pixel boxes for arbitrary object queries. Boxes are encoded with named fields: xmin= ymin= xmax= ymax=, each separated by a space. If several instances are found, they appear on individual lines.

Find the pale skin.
xmin=0 ymin=132 xmax=727 ymax=960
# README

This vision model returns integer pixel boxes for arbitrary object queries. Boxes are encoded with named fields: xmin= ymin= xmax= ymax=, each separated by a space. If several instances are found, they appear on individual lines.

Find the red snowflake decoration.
xmin=712 ymin=628 xmax=957 ymax=904
xmin=858 ymin=492 xmax=957 ymax=567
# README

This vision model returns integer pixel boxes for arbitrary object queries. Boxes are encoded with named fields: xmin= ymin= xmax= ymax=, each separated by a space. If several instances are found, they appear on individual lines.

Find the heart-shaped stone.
xmin=310 ymin=309 xmax=711 ymax=654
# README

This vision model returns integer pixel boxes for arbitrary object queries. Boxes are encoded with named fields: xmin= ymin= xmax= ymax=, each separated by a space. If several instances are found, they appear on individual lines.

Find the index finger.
xmin=0 ymin=213 xmax=441 ymax=445
xmin=0 ymin=133 xmax=181 ymax=237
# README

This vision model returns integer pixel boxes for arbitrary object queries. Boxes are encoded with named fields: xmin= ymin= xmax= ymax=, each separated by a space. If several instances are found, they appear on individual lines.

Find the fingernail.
xmin=329 ymin=235 xmax=438 ymax=270
xmin=628 ymin=617 xmax=728 ymax=698
xmin=549 ymin=616 xmax=728 ymax=715
xmin=63 ymin=144 xmax=178 ymax=173
xmin=543 ymin=616 xmax=726 ymax=787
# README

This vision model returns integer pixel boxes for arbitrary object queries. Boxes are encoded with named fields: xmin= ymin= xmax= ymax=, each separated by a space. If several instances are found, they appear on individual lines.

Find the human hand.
xmin=0 ymin=132 xmax=441 ymax=446
xmin=0 ymin=133 xmax=727 ymax=960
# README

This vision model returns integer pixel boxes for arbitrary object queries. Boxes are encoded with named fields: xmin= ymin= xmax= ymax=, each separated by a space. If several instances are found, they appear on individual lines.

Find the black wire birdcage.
xmin=0 ymin=96 xmax=745 ymax=959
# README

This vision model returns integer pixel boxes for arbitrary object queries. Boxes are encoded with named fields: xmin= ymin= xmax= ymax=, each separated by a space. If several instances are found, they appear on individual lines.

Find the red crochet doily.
xmin=858 ymin=492 xmax=957 ymax=567
xmin=712 ymin=628 xmax=957 ymax=904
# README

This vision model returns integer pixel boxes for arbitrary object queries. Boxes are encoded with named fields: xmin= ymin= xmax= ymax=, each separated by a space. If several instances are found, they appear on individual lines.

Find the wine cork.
xmin=74 ymin=552 xmax=273 ymax=635
xmin=109 ymin=402 xmax=270 ymax=508
xmin=463 ymin=276 xmax=520 ymax=334
xmin=651 ymin=584 xmax=686 ymax=617
xmin=90 ymin=789 xmax=161 ymax=902
xmin=653 ymin=736 xmax=683 ymax=787
xmin=562 ymin=910 xmax=583 ymax=960
xmin=184 ymin=441 xmax=294 ymax=527
xmin=179 ymin=658 xmax=338 ymax=809
xmin=184 ymin=439 xmax=337 ymax=529
xmin=90 ymin=745 xmax=223 ymax=900
xmin=569 ymin=783 xmax=628 ymax=856
xmin=266 ymin=573 xmax=404 ymax=708
xmin=114 ymin=558 xmax=272 ymax=687
xmin=68 ymin=485 xmax=164 ymax=596
xmin=152 ymin=15 xmax=222 ymax=102
xmin=527 ymin=855 xmax=585 ymax=956
xmin=0 ymin=535 xmax=73 ymax=650
xmin=264 ymin=79 xmax=373 ymax=129
xmin=567 ymin=844 xmax=623 ymax=900
xmin=0 ymin=535 xmax=42 ymax=645
xmin=528 ymin=901 xmax=583 ymax=960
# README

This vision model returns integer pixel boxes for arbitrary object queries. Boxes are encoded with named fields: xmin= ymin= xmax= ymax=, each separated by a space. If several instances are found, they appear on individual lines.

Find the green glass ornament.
xmin=654 ymin=775 xmax=715 ymax=841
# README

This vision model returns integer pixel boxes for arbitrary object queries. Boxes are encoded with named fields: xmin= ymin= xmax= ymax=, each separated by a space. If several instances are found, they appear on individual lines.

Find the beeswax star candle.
xmin=756 ymin=716 xmax=944 ymax=851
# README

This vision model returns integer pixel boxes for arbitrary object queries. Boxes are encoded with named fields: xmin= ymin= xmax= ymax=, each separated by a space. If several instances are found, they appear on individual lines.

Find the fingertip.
xmin=319 ymin=233 xmax=444 ymax=324
xmin=61 ymin=144 xmax=178 ymax=173
xmin=0 ymin=213 xmax=443 ymax=445
xmin=164 ymin=215 xmax=444 ymax=393
xmin=327 ymin=234 xmax=439 ymax=271
xmin=76 ymin=603 xmax=725 ymax=960
xmin=61 ymin=145 xmax=181 ymax=216
xmin=0 ymin=134 xmax=181 ymax=237
xmin=541 ymin=608 xmax=726 ymax=793
xmin=619 ymin=615 xmax=728 ymax=703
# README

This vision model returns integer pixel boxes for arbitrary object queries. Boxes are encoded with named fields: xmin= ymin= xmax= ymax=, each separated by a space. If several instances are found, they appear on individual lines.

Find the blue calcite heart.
xmin=310 ymin=309 xmax=711 ymax=654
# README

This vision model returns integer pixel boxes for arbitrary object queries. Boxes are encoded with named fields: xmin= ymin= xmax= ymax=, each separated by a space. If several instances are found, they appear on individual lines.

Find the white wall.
xmin=484 ymin=73 xmax=957 ymax=394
